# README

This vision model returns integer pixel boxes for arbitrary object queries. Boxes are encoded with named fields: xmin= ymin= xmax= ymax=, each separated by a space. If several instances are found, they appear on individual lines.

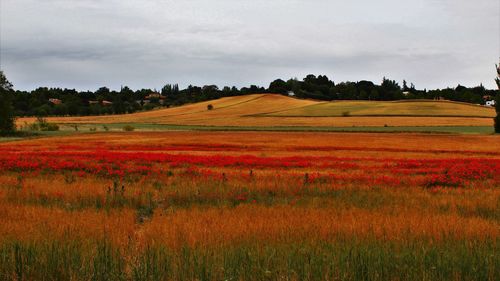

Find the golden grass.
xmin=16 ymin=94 xmax=495 ymax=127
xmin=3 ymin=131 xmax=499 ymax=158
xmin=266 ymin=100 xmax=495 ymax=117
xmin=0 ymin=131 xmax=498 ymax=279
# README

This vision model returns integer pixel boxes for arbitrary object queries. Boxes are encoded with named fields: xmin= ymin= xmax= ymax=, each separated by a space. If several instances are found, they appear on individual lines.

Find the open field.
xmin=264 ymin=100 xmax=496 ymax=117
xmin=16 ymin=94 xmax=495 ymax=130
xmin=0 ymin=131 xmax=498 ymax=280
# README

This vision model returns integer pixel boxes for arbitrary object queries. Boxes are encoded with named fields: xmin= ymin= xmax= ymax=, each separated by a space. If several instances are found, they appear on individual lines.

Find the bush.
xmin=207 ymin=104 xmax=214 ymax=110
xmin=44 ymin=123 xmax=60 ymax=131
xmin=341 ymin=111 xmax=350 ymax=117
xmin=30 ymin=117 xmax=59 ymax=131
xmin=123 ymin=125 xmax=135 ymax=132
xmin=143 ymin=103 xmax=156 ymax=111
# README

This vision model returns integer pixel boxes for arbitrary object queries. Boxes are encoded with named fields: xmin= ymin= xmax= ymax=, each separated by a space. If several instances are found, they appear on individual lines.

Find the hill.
xmin=17 ymin=94 xmax=495 ymax=128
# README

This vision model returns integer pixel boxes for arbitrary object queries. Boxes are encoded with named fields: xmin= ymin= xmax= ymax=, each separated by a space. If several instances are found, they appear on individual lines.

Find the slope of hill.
xmin=17 ymin=94 xmax=495 ymax=128
xmin=262 ymin=100 xmax=495 ymax=118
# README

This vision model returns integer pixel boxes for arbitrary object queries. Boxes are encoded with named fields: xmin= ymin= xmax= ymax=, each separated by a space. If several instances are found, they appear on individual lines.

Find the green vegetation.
xmin=6 ymin=71 xmax=497 ymax=118
xmin=0 ymin=71 xmax=16 ymax=135
xmin=495 ymin=62 xmax=500 ymax=133
xmin=57 ymin=123 xmax=498 ymax=134
xmin=29 ymin=117 xmax=60 ymax=131
xmin=0 ymin=240 xmax=497 ymax=281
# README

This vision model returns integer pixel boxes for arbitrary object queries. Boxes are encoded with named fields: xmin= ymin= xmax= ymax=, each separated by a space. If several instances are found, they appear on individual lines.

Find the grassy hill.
xmin=17 ymin=94 xmax=495 ymax=130
xmin=262 ymin=100 xmax=495 ymax=118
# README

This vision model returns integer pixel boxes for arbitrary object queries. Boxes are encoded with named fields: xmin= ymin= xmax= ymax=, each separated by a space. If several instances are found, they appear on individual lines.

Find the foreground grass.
xmin=1 ymin=240 xmax=497 ymax=281
xmin=0 ymin=131 xmax=498 ymax=280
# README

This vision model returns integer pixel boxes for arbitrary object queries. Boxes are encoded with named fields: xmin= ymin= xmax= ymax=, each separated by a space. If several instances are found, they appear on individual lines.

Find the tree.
xmin=0 ymin=71 xmax=16 ymax=134
xmin=268 ymin=79 xmax=288 ymax=94
xmin=495 ymin=61 xmax=500 ymax=133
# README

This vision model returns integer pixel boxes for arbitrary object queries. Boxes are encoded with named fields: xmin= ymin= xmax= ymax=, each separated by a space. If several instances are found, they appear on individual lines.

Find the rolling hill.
xmin=17 ymin=94 xmax=495 ymax=128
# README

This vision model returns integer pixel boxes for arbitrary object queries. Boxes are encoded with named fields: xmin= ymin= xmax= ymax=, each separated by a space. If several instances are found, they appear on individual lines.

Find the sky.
xmin=1 ymin=0 xmax=499 ymax=91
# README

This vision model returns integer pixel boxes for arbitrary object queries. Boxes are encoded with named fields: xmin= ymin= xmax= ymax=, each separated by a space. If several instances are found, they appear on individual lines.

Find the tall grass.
xmin=0 ymin=132 xmax=498 ymax=280
xmin=0 ymin=240 xmax=497 ymax=281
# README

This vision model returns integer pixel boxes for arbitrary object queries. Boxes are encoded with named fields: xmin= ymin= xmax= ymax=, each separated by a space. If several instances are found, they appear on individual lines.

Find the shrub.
xmin=341 ymin=111 xmax=350 ymax=117
xmin=44 ymin=123 xmax=59 ymax=131
xmin=207 ymin=104 xmax=214 ymax=111
xmin=30 ymin=117 xmax=59 ymax=131
xmin=143 ymin=103 xmax=156 ymax=111
xmin=123 ymin=125 xmax=135 ymax=132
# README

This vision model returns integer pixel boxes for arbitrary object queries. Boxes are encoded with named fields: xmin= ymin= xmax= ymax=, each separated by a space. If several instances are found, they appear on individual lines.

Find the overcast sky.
xmin=1 ymin=0 xmax=499 ymax=91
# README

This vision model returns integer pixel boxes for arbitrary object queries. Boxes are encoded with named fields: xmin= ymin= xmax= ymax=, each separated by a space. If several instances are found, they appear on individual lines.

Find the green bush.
xmin=122 ymin=125 xmax=135 ymax=132
xmin=29 ymin=117 xmax=59 ymax=131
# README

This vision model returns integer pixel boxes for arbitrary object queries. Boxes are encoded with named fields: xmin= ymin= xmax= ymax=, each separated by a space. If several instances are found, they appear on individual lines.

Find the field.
xmin=16 ymin=94 xmax=495 ymax=130
xmin=0 ymin=131 xmax=499 ymax=280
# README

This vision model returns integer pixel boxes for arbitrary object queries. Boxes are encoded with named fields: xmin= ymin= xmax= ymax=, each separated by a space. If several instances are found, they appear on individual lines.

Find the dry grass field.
xmin=0 ymin=131 xmax=498 ymax=280
xmin=16 ymin=94 xmax=495 ymax=128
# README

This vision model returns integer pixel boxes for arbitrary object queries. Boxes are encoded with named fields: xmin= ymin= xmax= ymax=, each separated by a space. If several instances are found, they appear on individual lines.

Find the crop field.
xmin=264 ymin=100 xmax=495 ymax=118
xmin=0 ymin=131 xmax=498 ymax=280
xmin=16 ymin=94 xmax=495 ymax=129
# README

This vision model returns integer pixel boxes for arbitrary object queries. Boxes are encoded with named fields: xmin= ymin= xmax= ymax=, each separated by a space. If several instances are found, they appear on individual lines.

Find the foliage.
xmin=0 ymin=71 xmax=16 ymax=135
xmin=29 ymin=117 xmax=59 ymax=131
xmin=495 ymin=62 xmax=500 ymax=133
xmin=207 ymin=104 xmax=213 ymax=110
xmin=6 ymin=73 xmax=498 ymax=118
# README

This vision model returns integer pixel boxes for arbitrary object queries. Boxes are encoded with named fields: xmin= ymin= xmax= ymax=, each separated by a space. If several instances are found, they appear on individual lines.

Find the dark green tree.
xmin=495 ymin=62 xmax=500 ymax=133
xmin=0 ymin=71 xmax=16 ymax=134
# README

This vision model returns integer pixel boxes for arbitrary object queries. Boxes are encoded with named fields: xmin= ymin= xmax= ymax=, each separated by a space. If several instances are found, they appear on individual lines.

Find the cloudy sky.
xmin=1 ymin=0 xmax=499 ymax=91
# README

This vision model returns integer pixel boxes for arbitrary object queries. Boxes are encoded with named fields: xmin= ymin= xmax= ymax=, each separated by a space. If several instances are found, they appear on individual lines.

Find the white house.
xmin=485 ymin=100 xmax=496 ymax=107
xmin=287 ymin=91 xmax=295 ymax=97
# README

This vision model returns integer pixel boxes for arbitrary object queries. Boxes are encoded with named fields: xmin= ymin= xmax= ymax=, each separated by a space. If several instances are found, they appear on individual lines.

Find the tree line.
xmin=1 ymin=70 xmax=499 ymax=134
xmin=5 ymin=74 xmax=498 ymax=118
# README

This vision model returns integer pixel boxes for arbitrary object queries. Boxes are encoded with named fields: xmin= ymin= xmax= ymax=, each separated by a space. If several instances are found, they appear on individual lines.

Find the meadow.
xmin=0 ymin=131 xmax=498 ymax=280
xmin=16 ymin=94 xmax=495 ymax=129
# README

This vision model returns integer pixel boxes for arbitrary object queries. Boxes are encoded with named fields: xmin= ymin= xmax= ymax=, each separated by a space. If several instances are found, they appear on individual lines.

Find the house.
xmin=102 ymin=100 xmax=113 ymax=106
xmin=48 ymin=98 xmax=62 ymax=105
xmin=402 ymin=91 xmax=410 ymax=96
xmin=485 ymin=100 xmax=496 ymax=107
xmin=145 ymin=92 xmax=166 ymax=105
xmin=287 ymin=91 xmax=295 ymax=97
xmin=88 ymin=100 xmax=99 ymax=105
xmin=145 ymin=93 xmax=165 ymax=100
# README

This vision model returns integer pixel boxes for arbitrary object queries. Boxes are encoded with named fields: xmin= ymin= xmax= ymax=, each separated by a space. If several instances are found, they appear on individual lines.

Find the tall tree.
xmin=495 ymin=61 xmax=500 ymax=133
xmin=0 ymin=71 xmax=16 ymax=134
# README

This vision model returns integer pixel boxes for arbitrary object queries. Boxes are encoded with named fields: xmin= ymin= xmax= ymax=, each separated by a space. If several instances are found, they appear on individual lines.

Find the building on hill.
xmin=485 ymin=100 xmax=496 ymax=107
xmin=48 ymin=98 xmax=62 ymax=105
xmin=287 ymin=91 xmax=296 ymax=97
xmin=102 ymin=100 xmax=113 ymax=106
xmin=145 ymin=92 xmax=166 ymax=105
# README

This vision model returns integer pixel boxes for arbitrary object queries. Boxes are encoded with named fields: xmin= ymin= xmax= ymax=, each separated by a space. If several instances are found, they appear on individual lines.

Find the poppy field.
xmin=0 ymin=131 xmax=499 ymax=280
